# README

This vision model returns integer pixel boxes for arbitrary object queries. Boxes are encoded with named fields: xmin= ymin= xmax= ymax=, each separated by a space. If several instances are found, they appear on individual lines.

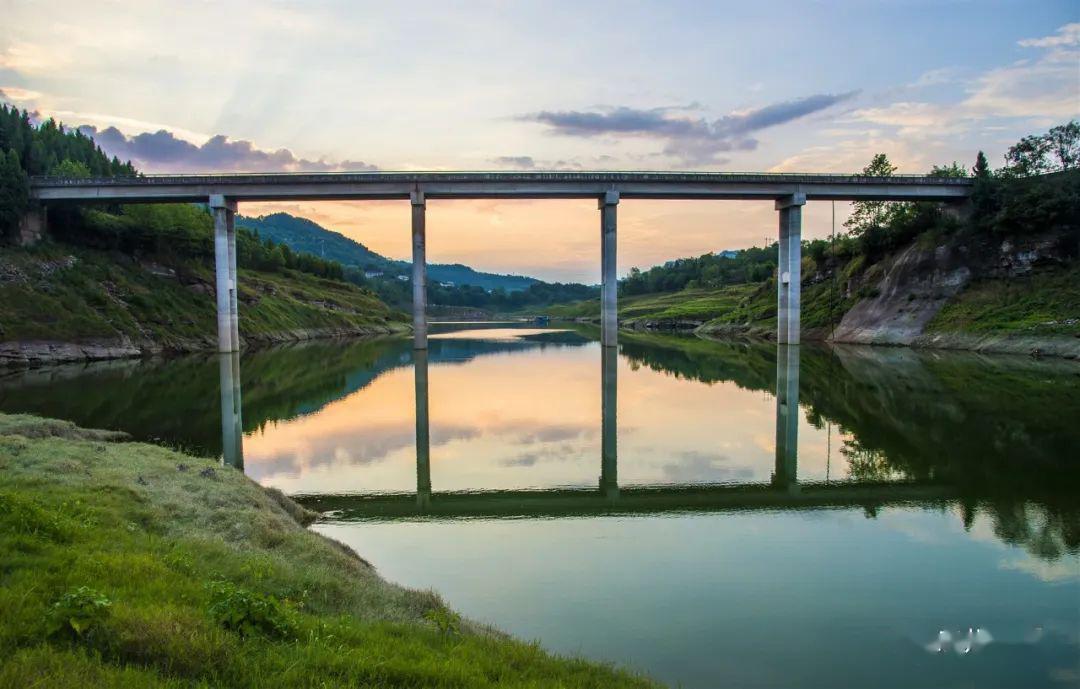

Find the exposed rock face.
xmin=830 ymin=242 xmax=972 ymax=346
xmin=830 ymin=231 xmax=1073 ymax=351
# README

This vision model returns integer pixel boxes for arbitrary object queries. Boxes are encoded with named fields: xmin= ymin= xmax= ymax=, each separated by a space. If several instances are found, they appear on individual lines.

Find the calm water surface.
xmin=2 ymin=323 xmax=1078 ymax=689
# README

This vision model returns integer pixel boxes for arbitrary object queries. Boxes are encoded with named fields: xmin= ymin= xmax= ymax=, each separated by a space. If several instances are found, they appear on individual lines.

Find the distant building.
xmin=396 ymin=275 xmax=410 ymax=282
xmin=439 ymin=281 xmax=455 ymax=288
xmin=364 ymin=270 xmax=384 ymax=279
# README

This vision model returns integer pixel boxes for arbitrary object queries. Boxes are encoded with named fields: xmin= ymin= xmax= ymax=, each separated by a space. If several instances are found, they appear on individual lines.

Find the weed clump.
xmin=205 ymin=581 xmax=296 ymax=639
xmin=47 ymin=586 xmax=112 ymax=640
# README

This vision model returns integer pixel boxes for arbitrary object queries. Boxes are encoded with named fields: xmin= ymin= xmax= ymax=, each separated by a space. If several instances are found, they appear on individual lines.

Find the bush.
xmin=47 ymin=586 xmax=112 ymax=639
xmin=205 ymin=581 xmax=296 ymax=639
xmin=425 ymin=607 xmax=462 ymax=635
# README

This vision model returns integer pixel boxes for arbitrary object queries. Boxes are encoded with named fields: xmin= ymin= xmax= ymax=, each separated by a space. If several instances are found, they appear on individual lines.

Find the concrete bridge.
xmin=29 ymin=171 xmax=973 ymax=349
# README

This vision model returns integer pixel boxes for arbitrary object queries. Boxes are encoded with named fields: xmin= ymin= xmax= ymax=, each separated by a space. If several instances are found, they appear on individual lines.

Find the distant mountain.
xmin=237 ymin=212 xmax=538 ymax=292
xmin=236 ymin=213 xmax=386 ymax=269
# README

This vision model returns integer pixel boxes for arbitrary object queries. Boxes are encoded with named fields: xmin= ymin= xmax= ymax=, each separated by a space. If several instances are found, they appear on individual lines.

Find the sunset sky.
xmin=2 ymin=1 xmax=1077 ymax=282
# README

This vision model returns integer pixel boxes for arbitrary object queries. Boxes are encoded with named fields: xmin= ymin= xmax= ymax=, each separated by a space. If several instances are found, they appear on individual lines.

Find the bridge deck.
xmin=30 ymin=171 xmax=973 ymax=203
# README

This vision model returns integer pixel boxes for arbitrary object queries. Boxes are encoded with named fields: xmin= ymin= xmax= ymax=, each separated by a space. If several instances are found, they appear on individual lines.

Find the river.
xmin=2 ymin=323 xmax=1077 ymax=688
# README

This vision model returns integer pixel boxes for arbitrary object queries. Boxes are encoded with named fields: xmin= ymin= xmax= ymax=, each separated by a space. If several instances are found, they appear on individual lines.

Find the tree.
xmin=0 ymin=149 xmax=30 ymax=242
xmin=50 ymin=159 xmax=93 ymax=178
xmin=929 ymin=162 xmax=968 ymax=178
xmin=1047 ymin=121 xmax=1079 ymax=171
xmin=845 ymin=154 xmax=901 ymax=237
xmin=972 ymin=151 xmax=991 ymax=179
xmin=1003 ymin=133 xmax=1053 ymax=177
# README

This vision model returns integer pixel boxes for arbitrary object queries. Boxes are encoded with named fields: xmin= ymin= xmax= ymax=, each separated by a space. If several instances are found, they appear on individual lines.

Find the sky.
xmin=1 ymin=1 xmax=1077 ymax=282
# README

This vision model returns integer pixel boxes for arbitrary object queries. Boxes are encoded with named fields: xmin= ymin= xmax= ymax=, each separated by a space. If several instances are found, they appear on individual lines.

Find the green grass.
xmin=0 ymin=413 xmax=657 ymax=688
xmin=927 ymin=264 xmax=1080 ymax=335
xmin=0 ymin=243 xmax=406 ymax=347
xmin=542 ymin=284 xmax=760 ymax=324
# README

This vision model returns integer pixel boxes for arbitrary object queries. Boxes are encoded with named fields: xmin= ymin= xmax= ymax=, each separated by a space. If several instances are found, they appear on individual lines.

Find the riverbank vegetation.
xmin=0 ymin=243 xmax=402 ymax=351
xmin=545 ymin=122 xmax=1080 ymax=353
xmin=0 ymin=412 xmax=656 ymax=688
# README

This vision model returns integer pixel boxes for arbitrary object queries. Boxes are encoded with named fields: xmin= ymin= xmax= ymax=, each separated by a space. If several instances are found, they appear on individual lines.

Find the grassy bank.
xmin=0 ymin=243 xmax=407 ymax=354
xmin=927 ymin=263 xmax=1080 ymax=336
xmin=542 ymin=285 xmax=757 ymax=324
xmin=541 ymin=278 xmax=844 ymax=336
xmin=0 ymin=413 xmax=656 ymax=688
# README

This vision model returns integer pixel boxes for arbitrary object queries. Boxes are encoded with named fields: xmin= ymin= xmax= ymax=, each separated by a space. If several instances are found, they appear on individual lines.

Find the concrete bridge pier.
xmin=772 ymin=344 xmax=800 ymax=493
xmin=599 ymin=343 xmax=619 ymax=499
xmin=210 ymin=195 xmax=239 ymax=352
xmin=599 ymin=191 xmax=619 ymax=348
xmin=218 ymin=351 xmax=244 ymax=469
xmin=411 ymin=191 xmax=428 ymax=350
xmin=16 ymin=205 xmax=47 ymax=246
xmin=776 ymin=194 xmax=805 ymax=345
xmin=414 ymin=348 xmax=432 ymax=510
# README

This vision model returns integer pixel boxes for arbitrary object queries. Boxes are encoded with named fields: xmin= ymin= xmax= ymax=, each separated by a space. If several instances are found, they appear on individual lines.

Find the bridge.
xmin=28 ymin=171 xmax=973 ymax=351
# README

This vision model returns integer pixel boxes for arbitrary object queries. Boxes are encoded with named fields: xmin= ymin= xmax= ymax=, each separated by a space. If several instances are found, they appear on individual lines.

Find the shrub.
xmin=47 ymin=586 xmax=112 ymax=639
xmin=205 ymin=581 xmax=296 ymax=639
xmin=425 ymin=607 xmax=462 ymax=635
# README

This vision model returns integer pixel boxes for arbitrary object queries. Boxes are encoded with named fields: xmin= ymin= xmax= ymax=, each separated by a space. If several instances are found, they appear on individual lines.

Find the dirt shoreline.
xmin=0 ymin=323 xmax=409 ymax=368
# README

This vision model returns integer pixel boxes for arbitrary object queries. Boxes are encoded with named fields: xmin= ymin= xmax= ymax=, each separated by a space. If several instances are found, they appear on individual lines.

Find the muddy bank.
xmin=0 ymin=323 xmax=407 ymax=368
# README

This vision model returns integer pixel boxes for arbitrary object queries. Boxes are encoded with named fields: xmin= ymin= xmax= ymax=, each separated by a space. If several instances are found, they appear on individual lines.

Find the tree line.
xmin=361 ymin=271 xmax=598 ymax=311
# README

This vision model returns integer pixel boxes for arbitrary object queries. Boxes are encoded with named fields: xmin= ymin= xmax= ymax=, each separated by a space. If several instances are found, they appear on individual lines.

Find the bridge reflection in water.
xmin=210 ymin=339 xmax=953 ymax=520
xmin=218 ymin=351 xmax=244 ymax=470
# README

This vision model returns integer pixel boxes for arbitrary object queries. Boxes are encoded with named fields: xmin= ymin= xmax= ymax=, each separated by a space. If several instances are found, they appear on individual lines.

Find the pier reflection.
xmin=414 ymin=348 xmax=432 ymax=510
xmin=600 ymin=344 xmax=618 ymax=499
xmin=773 ymin=344 xmax=799 ymax=493
xmin=218 ymin=351 xmax=244 ymax=469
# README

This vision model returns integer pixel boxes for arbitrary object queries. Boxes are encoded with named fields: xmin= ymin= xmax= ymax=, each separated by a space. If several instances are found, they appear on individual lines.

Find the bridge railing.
xmin=29 ymin=170 xmax=974 ymax=186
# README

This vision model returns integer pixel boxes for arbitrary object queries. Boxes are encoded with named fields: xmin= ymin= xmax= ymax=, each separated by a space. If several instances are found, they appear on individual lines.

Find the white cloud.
xmin=0 ymin=43 xmax=70 ymax=73
xmin=769 ymin=136 xmax=937 ymax=173
xmin=909 ymin=67 xmax=961 ymax=88
xmin=1017 ymin=22 xmax=1080 ymax=48
xmin=0 ymin=86 xmax=42 ymax=102
xmin=963 ymin=54 xmax=1080 ymax=120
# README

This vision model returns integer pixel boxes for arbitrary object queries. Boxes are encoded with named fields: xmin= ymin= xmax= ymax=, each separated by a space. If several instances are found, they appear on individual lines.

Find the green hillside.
xmin=0 ymin=241 xmax=405 ymax=361
xmin=236 ymin=213 xmax=385 ymax=269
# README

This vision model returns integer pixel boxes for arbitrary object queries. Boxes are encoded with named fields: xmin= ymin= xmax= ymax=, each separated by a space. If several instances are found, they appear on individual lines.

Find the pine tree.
xmin=972 ymin=151 xmax=990 ymax=179
xmin=0 ymin=150 xmax=30 ymax=242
